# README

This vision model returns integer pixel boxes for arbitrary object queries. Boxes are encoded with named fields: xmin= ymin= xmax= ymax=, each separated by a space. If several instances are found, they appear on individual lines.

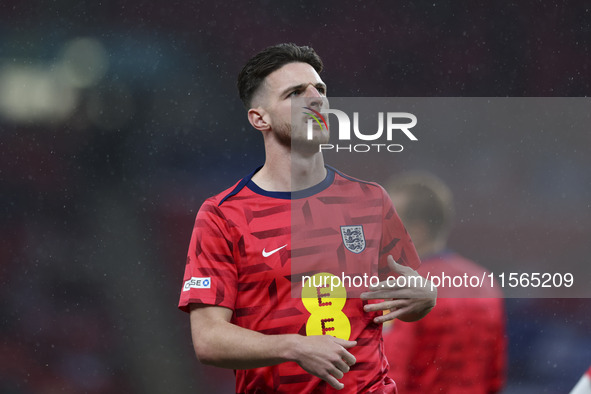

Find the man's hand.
xmin=360 ymin=255 xmax=436 ymax=323
xmin=290 ymin=335 xmax=357 ymax=390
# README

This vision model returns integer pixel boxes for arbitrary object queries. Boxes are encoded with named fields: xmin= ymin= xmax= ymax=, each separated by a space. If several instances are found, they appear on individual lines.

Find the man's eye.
xmin=288 ymin=90 xmax=301 ymax=97
xmin=317 ymin=87 xmax=326 ymax=94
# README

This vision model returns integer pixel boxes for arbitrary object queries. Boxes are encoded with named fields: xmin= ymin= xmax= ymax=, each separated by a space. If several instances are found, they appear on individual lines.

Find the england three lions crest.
xmin=340 ymin=225 xmax=366 ymax=253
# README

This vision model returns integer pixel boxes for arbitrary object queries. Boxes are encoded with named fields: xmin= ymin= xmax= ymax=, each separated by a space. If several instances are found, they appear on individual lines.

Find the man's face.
xmin=389 ymin=190 xmax=427 ymax=254
xmin=255 ymin=62 xmax=329 ymax=147
xmin=389 ymin=191 xmax=410 ymax=228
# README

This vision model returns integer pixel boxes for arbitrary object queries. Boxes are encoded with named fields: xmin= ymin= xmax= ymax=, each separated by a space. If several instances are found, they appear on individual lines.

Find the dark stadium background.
xmin=1 ymin=1 xmax=590 ymax=393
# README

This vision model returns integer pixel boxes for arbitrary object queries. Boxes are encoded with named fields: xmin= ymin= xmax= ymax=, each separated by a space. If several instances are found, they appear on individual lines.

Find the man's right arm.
xmin=189 ymin=304 xmax=357 ymax=390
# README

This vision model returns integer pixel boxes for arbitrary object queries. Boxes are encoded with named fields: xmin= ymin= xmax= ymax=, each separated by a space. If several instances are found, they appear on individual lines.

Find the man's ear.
xmin=248 ymin=107 xmax=271 ymax=132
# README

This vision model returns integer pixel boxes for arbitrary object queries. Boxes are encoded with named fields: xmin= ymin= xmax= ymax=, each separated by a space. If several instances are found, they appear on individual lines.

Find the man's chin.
xmin=291 ymin=138 xmax=328 ymax=154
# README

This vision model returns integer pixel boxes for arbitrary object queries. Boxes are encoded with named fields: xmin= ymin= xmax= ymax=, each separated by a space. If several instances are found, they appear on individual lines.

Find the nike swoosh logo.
xmin=262 ymin=244 xmax=288 ymax=257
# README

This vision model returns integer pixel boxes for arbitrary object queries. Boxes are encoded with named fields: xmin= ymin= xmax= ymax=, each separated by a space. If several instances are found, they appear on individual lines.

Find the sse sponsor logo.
xmin=183 ymin=277 xmax=211 ymax=291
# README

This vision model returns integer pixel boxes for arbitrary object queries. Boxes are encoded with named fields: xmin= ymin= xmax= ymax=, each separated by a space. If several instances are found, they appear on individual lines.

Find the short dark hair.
xmin=237 ymin=43 xmax=323 ymax=109
xmin=385 ymin=172 xmax=455 ymax=242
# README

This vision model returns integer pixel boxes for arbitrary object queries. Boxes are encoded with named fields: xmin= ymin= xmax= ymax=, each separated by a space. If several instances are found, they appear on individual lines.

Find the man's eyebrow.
xmin=280 ymin=82 xmax=327 ymax=96
xmin=280 ymin=83 xmax=306 ymax=96
xmin=315 ymin=82 xmax=327 ymax=91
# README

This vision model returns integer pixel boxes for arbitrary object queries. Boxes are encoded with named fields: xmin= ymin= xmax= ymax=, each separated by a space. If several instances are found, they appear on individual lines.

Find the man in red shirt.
xmin=178 ymin=43 xmax=436 ymax=393
xmin=383 ymin=172 xmax=506 ymax=394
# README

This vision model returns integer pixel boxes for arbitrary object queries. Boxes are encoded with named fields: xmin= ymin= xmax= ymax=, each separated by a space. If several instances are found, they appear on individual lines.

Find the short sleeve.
xmin=378 ymin=185 xmax=421 ymax=279
xmin=178 ymin=199 xmax=238 ymax=313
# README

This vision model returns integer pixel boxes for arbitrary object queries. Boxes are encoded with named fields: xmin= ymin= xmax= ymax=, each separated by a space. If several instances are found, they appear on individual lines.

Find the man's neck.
xmin=251 ymin=147 xmax=326 ymax=192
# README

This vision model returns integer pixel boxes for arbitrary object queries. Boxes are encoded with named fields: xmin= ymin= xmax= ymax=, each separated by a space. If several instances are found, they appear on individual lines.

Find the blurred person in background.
xmin=383 ymin=172 xmax=506 ymax=394
xmin=570 ymin=366 xmax=591 ymax=394
xmin=178 ymin=43 xmax=436 ymax=393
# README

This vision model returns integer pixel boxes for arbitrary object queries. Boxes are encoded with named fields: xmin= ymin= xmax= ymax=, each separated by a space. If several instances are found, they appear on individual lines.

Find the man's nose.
xmin=303 ymin=85 xmax=325 ymax=109
xmin=304 ymin=84 xmax=323 ymax=97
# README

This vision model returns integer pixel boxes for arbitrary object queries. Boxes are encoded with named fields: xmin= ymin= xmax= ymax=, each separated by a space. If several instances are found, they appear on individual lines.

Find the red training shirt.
xmin=179 ymin=166 xmax=420 ymax=393
xmin=383 ymin=251 xmax=506 ymax=394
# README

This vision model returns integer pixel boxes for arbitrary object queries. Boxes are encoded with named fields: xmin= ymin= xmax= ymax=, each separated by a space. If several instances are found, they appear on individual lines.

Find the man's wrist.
xmin=280 ymin=334 xmax=302 ymax=363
